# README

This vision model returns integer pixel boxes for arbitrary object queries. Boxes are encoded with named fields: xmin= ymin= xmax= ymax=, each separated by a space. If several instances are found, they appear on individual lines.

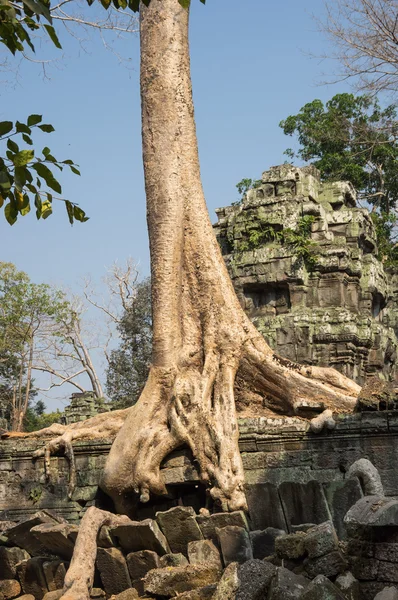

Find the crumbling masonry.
xmin=214 ymin=164 xmax=398 ymax=384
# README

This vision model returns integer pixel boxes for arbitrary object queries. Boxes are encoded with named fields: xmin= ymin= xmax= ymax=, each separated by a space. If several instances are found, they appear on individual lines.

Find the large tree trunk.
xmin=100 ymin=0 xmax=360 ymax=514
xmin=3 ymin=3 xmax=360 ymax=597
xmin=4 ymin=0 xmax=360 ymax=513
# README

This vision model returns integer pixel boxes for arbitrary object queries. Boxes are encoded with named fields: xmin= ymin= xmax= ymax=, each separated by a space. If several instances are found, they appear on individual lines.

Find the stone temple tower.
xmin=214 ymin=164 xmax=398 ymax=384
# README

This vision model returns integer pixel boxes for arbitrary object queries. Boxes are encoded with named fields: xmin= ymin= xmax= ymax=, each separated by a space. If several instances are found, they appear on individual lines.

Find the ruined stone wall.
xmin=214 ymin=164 xmax=398 ymax=384
xmin=2 ymin=413 xmax=398 ymax=599
xmin=1 ymin=412 xmax=398 ymax=533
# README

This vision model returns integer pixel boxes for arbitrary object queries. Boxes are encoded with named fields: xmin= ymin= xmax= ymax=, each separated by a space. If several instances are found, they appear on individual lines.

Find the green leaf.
xmin=0 ymin=121 xmax=13 ymax=136
xmin=32 ymin=162 xmax=62 ymax=193
xmin=4 ymin=202 xmax=18 ymax=225
xmin=38 ymin=124 xmax=55 ymax=133
xmin=20 ymin=194 xmax=30 ymax=216
xmin=34 ymin=193 xmax=42 ymax=210
xmin=43 ymin=24 xmax=61 ymax=49
xmin=27 ymin=114 xmax=42 ymax=126
xmin=70 ymin=165 xmax=81 ymax=176
xmin=26 ymin=183 xmax=37 ymax=194
xmin=7 ymin=139 xmax=19 ymax=153
xmin=42 ymin=147 xmax=51 ymax=157
xmin=41 ymin=200 xmax=52 ymax=219
xmin=73 ymin=205 xmax=89 ymax=222
xmin=22 ymin=134 xmax=33 ymax=145
xmin=65 ymin=200 xmax=74 ymax=225
xmin=178 ymin=0 xmax=190 ymax=6
xmin=14 ymin=166 xmax=28 ymax=190
xmin=13 ymin=149 xmax=34 ymax=167
xmin=22 ymin=0 xmax=52 ymax=23
xmin=16 ymin=121 xmax=31 ymax=134
xmin=0 ymin=170 xmax=11 ymax=193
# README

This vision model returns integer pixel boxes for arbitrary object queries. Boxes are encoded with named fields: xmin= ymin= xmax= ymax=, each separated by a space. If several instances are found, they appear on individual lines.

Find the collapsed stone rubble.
xmin=1 ymin=469 xmax=398 ymax=600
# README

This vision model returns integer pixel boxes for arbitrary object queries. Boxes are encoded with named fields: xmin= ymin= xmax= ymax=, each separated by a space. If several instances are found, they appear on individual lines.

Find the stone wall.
xmin=1 ymin=412 xmax=398 ymax=532
xmin=214 ymin=164 xmax=398 ymax=384
xmin=1 ymin=461 xmax=398 ymax=600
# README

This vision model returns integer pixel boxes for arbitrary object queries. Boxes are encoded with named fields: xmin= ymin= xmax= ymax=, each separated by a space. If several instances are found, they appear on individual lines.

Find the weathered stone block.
xmin=111 ymin=519 xmax=169 ymax=555
xmin=42 ymin=561 xmax=67 ymax=592
xmin=96 ymin=547 xmax=131 ymax=596
xmin=144 ymin=565 xmax=220 ymax=597
xmin=347 ymin=538 xmax=374 ymax=557
xmin=30 ymin=524 xmax=77 ymax=560
xmin=187 ymin=540 xmax=221 ymax=570
xmin=0 ymin=547 xmax=30 ymax=579
xmin=304 ymin=521 xmax=339 ymax=558
xmin=268 ymin=567 xmax=309 ymax=600
xmin=351 ymin=556 xmax=379 ymax=580
xmin=375 ymin=543 xmax=398 ymax=562
xmin=378 ymin=561 xmax=398 ymax=583
xmin=301 ymin=575 xmax=345 ymax=600
xmin=216 ymin=526 xmax=252 ymax=565
xmin=344 ymin=496 xmax=398 ymax=536
xmin=236 ymin=559 xmax=276 ymax=600
xmin=275 ymin=533 xmax=306 ymax=560
xmin=374 ymin=588 xmax=398 ymax=600
xmin=196 ymin=511 xmax=248 ymax=543
xmin=279 ymin=481 xmax=331 ymax=530
xmin=156 ymin=507 xmax=202 ymax=557
xmin=323 ymin=479 xmax=363 ymax=540
xmin=159 ymin=553 xmax=188 ymax=567
xmin=249 ymin=528 xmax=285 ymax=559
xmin=245 ymin=483 xmax=287 ymax=531
xmin=126 ymin=550 xmax=160 ymax=580
xmin=112 ymin=590 xmax=138 ymax=600
xmin=16 ymin=558 xmax=49 ymax=600
xmin=0 ymin=580 xmax=21 ymax=600
xmin=174 ymin=586 xmax=216 ymax=600
xmin=335 ymin=571 xmax=360 ymax=600
xmin=212 ymin=562 xmax=239 ymax=600
xmin=41 ymin=591 xmax=63 ymax=600
xmin=304 ymin=551 xmax=348 ymax=579
xmin=6 ymin=513 xmax=62 ymax=556
xmin=360 ymin=582 xmax=390 ymax=600
xmin=90 ymin=589 xmax=105 ymax=599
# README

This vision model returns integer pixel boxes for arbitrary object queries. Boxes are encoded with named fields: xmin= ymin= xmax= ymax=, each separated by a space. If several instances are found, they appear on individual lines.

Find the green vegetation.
xmin=24 ymin=399 xmax=62 ymax=432
xmin=280 ymin=93 xmax=398 ymax=263
xmin=233 ymin=215 xmax=318 ymax=270
xmin=0 ymin=116 xmax=87 ymax=225
xmin=234 ymin=178 xmax=262 ymax=204
xmin=106 ymin=278 xmax=152 ymax=409
xmin=28 ymin=486 xmax=43 ymax=504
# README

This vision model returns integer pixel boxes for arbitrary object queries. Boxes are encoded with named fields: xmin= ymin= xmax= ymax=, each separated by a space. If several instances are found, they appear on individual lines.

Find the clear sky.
xmin=0 ymin=0 xmax=351 ymax=409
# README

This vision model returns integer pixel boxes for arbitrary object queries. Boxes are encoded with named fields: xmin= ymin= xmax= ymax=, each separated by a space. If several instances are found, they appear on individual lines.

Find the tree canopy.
xmin=280 ymin=93 xmax=398 ymax=261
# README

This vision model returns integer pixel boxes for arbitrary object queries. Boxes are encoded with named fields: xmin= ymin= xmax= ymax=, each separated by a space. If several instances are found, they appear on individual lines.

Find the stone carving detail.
xmin=214 ymin=164 xmax=398 ymax=384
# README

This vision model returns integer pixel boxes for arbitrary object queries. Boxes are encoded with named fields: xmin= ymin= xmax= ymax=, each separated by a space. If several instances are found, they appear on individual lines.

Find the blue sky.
xmin=0 ymin=0 xmax=352 ymax=409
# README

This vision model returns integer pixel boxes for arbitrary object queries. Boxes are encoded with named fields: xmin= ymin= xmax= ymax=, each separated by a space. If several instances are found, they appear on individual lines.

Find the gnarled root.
xmin=60 ymin=506 xmax=132 ymax=600
xmin=2 ymin=409 xmax=130 ymax=500
xmin=100 ymin=330 xmax=360 ymax=515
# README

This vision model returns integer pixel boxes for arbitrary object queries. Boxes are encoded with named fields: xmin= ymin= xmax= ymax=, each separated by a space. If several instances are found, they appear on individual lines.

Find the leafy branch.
xmin=0 ymin=115 xmax=88 ymax=225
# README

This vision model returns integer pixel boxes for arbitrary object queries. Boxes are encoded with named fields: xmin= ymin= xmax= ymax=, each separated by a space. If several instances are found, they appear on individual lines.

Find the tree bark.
xmin=100 ymin=0 xmax=360 ymax=514
xmin=7 ymin=0 xmax=361 ymax=514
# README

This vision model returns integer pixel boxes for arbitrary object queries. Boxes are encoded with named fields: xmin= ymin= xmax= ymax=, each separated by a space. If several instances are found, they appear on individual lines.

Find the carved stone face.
xmin=276 ymin=180 xmax=296 ymax=197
